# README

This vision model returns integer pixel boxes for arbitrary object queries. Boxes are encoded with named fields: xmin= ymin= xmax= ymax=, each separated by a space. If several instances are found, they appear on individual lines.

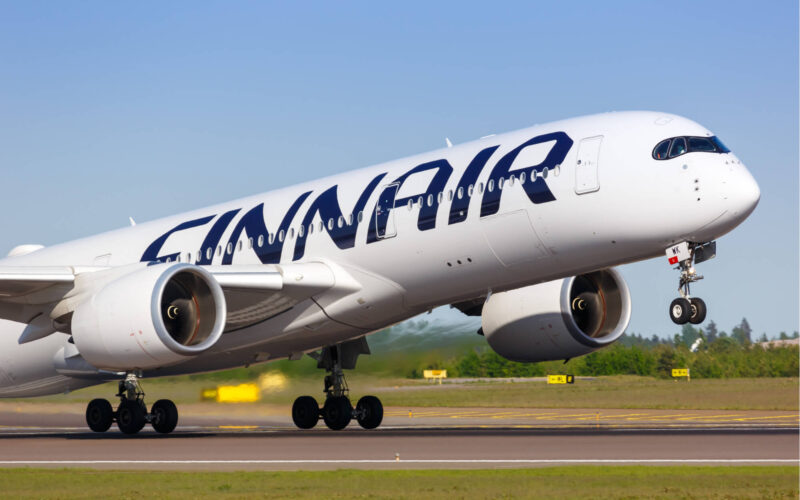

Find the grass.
xmin=373 ymin=376 xmax=800 ymax=410
xmin=11 ymin=375 xmax=798 ymax=411
xmin=0 ymin=467 xmax=796 ymax=499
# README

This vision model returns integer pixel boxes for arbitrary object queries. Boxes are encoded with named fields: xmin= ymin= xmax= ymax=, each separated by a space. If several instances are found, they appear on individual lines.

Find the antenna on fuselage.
xmin=129 ymin=217 xmax=136 ymax=227
xmin=445 ymin=138 xmax=453 ymax=148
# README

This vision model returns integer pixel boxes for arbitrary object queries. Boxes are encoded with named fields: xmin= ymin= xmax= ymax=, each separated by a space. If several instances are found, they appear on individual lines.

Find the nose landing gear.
xmin=84 ymin=372 xmax=179 ymax=435
xmin=666 ymin=241 xmax=714 ymax=325
xmin=290 ymin=339 xmax=384 ymax=431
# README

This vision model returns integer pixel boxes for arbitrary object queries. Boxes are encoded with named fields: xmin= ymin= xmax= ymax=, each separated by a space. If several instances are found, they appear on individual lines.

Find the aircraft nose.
xmin=730 ymin=168 xmax=760 ymax=219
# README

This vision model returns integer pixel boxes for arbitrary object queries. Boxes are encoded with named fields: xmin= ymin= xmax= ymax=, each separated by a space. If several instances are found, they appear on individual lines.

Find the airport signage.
xmin=200 ymin=383 xmax=261 ymax=403
xmin=671 ymin=368 xmax=691 ymax=380
xmin=423 ymin=370 xmax=447 ymax=384
xmin=547 ymin=375 xmax=575 ymax=384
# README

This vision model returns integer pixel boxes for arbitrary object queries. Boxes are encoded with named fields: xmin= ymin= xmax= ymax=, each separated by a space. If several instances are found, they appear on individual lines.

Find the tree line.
xmin=428 ymin=318 xmax=799 ymax=379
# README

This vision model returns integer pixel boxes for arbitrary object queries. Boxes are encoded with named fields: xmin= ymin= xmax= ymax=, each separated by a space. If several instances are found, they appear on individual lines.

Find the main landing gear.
xmin=291 ymin=339 xmax=384 ymax=431
xmin=667 ymin=241 xmax=715 ymax=325
xmin=85 ymin=372 xmax=179 ymax=435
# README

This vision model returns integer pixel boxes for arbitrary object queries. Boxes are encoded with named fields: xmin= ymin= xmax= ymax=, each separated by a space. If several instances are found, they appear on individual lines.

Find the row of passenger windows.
xmin=160 ymin=166 xmax=561 ymax=264
xmin=652 ymin=136 xmax=730 ymax=160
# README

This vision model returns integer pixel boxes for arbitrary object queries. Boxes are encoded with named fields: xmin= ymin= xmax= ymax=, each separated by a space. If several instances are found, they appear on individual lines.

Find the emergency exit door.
xmin=575 ymin=136 xmax=602 ymax=194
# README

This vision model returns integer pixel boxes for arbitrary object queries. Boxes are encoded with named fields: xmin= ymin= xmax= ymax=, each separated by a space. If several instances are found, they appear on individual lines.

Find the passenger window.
xmin=289 ymin=228 xmax=295 ymax=239
xmin=258 ymin=235 xmax=264 ymax=247
xmin=309 ymin=223 xmax=314 ymax=235
xmin=278 ymin=230 xmax=285 ymax=242
xmin=668 ymin=137 xmax=687 ymax=158
xmin=519 ymin=172 xmax=526 ymax=184
xmin=269 ymin=233 xmax=275 ymax=245
xmin=427 ymin=194 xmax=433 ymax=207
xmin=357 ymin=211 xmax=364 ymax=223
xmin=487 ymin=180 xmax=494 ymax=192
xmin=468 ymin=184 xmax=474 ymax=197
xmin=478 ymin=182 xmax=484 ymax=193
xmin=653 ymin=139 xmax=670 ymax=159
xmin=688 ymin=137 xmax=716 ymax=152
xmin=448 ymin=190 xmax=453 ymax=201
xmin=542 ymin=167 xmax=549 ymax=179
xmin=327 ymin=218 xmax=334 ymax=230
xmin=498 ymin=178 xmax=504 ymax=190
xmin=186 ymin=252 xmax=192 ymax=263
xmin=299 ymin=225 xmax=304 ymax=237
xmin=347 ymin=214 xmax=353 ymax=225
xmin=206 ymin=247 xmax=213 ymax=260
xmin=337 ymin=216 xmax=344 ymax=228
xmin=437 ymin=192 xmax=443 ymax=204
xmin=248 ymin=237 xmax=253 ymax=249
xmin=457 ymin=187 xmax=463 ymax=199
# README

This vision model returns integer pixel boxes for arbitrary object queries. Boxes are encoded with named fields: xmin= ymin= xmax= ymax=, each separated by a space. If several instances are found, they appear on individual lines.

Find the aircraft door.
xmin=575 ymin=136 xmax=603 ymax=194
xmin=374 ymin=183 xmax=399 ymax=239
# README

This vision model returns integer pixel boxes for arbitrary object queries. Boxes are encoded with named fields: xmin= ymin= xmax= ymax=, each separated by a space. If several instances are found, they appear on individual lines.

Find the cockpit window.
xmin=653 ymin=135 xmax=730 ymax=160
xmin=688 ymin=137 xmax=716 ymax=152
xmin=653 ymin=139 xmax=670 ymax=159
xmin=668 ymin=137 xmax=687 ymax=158
xmin=710 ymin=136 xmax=730 ymax=153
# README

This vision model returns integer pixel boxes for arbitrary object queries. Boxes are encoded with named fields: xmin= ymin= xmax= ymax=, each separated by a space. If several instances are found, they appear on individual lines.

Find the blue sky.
xmin=0 ymin=1 xmax=797 ymax=338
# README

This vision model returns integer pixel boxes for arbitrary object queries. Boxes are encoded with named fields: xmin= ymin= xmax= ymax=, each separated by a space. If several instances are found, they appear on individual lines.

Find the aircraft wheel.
xmin=86 ymin=398 xmax=113 ymax=433
xmin=117 ymin=399 xmax=146 ymax=435
xmin=688 ymin=298 xmax=707 ymax=325
xmin=669 ymin=298 xmax=691 ymax=325
xmin=322 ymin=396 xmax=352 ymax=431
xmin=292 ymin=396 xmax=320 ymax=429
xmin=151 ymin=399 xmax=179 ymax=434
xmin=356 ymin=395 xmax=383 ymax=430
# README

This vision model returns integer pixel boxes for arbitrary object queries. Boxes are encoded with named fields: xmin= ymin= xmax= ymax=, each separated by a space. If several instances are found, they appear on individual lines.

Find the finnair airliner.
xmin=0 ymin=111 xmax=759 ymax=434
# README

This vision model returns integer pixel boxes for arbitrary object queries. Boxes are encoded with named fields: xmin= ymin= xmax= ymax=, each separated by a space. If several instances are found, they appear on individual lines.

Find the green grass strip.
xmin=0 ymin=466 xmax=796 ymax=499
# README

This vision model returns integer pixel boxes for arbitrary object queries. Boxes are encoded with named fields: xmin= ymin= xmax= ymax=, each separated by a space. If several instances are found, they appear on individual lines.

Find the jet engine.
xmin=482 ymin=269 xmax=631 ymax=362
xmin=71 ymin=264 xmax=226 ymax=371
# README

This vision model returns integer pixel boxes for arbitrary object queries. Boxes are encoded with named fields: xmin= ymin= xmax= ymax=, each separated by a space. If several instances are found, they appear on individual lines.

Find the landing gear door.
xmin=374 ymin=183 xmax=399 ymax=239
xmin=575 ymin=136 xmax=603 ymax=194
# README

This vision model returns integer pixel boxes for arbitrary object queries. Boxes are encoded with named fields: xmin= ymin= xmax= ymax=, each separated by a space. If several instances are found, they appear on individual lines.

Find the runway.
xmin=0 ymin=405 xmax=797 ymax=470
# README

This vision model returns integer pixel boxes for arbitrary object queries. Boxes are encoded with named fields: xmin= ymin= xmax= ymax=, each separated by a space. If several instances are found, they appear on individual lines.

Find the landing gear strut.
xmin=85 ymin=372 xmax=179 ymax=435
xmin=291 ymin=339 xmax=384 ymax=431
xmin=667 ymin=241 xmax=714 ymax=325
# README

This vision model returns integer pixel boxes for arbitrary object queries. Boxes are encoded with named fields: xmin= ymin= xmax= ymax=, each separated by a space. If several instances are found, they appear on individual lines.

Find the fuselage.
xmin=0 ymin=111 xmax=760 ymax=396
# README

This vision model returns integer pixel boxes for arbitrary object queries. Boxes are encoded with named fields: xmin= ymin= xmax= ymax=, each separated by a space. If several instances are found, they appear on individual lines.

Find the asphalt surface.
xmin=0 ymin=406 xmax=797 ymax=470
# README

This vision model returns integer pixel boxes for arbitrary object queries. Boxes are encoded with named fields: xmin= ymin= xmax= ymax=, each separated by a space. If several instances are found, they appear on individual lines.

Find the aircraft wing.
xmin=0 ymin=262 xmax=338 ymax=339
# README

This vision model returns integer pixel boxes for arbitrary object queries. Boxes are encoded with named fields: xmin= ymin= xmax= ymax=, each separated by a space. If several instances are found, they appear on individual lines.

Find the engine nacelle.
xmin=482 ymin=268 xmax=631 ymax=362
xmin=72 ymin=264 xmax=226 ymax=371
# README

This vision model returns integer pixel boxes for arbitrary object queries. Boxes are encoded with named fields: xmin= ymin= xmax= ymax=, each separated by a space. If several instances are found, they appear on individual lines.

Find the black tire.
xmin=292 ymin=396 xmax=320 ymax=429
xmin=322 ymin=396 xmax=352 ymax=431
xmin=85 ymin=398 xmax=113 ymax=433
xmin=151 ymin=399 xmax=179 ymax=434
xmin=689 ymin=297 xmax=707 ymax=325
xmin=356 ymin=395 xmax=383 ymax=430
xmin=669 ymin=298 xmax=691 ymax=325
xmin=117 ymin=399 xmax=146 ymax=435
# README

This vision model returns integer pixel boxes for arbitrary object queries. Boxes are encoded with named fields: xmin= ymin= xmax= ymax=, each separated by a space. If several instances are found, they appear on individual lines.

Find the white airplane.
xmin=0 ymin=111 xmax=759 ymax=434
